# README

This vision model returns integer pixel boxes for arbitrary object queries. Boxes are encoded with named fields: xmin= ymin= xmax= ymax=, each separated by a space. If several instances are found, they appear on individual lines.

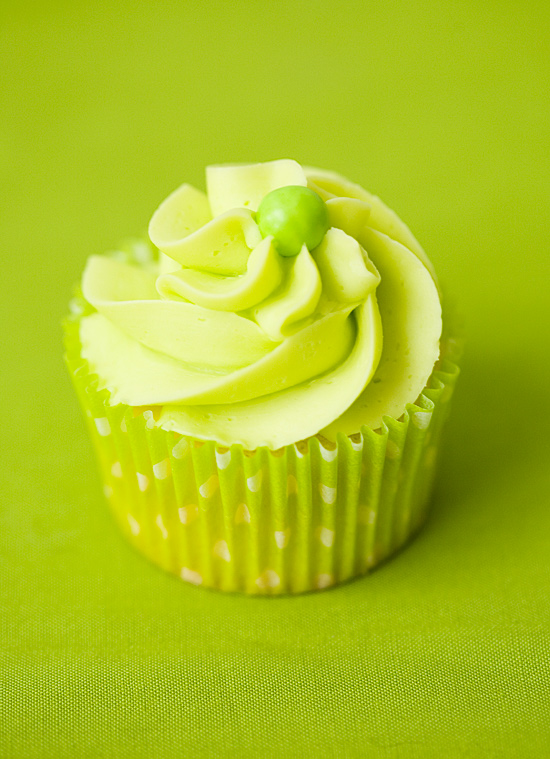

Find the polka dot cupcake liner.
xmin=64 ymin=292 xmax=460 ymax=594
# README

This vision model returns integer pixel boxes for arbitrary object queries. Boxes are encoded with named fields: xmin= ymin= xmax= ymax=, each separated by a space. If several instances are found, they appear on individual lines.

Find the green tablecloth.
xmin=2 ymin=2 xmax=549 ymax=756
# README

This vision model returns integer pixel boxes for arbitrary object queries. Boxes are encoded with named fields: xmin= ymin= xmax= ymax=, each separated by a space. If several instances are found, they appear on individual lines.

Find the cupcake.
xmin=64 ymin=159 xmax=460 ymax=594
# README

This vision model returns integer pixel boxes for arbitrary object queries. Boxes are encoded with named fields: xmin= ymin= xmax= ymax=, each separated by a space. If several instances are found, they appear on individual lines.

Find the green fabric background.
xmin=1 ymin=1 xmax=549 ymax=756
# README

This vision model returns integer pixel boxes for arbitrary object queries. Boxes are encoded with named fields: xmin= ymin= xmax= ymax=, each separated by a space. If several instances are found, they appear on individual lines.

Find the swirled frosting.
xmin=80 ymin=160 xmax=442 ymax=448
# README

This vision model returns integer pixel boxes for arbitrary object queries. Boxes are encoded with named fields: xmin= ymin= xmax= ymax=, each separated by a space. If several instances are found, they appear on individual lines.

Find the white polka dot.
xmin=153 ymin=458 xmax=170 ymax=480
xmin=69 ymin=299 xmax=84 ymax=315
xmin=213 ymin=540 xmax=231 ymax=562
xmin=215 ymin=449 xmax=231 ymax=469
xmin=199 ymin=474 xmax=219 ymax=499
xmin=316 ymin=573 xmax=334 ymax=589
xmin=179 ymin=504 xmax=198 ymax=524
xmin=156 ymin=514 xmax=168 ymax=539
xmin=385 ymin=440 xmax=401 ymax=460
xmin=319 ymin=484 xmax=336 ymax=504
xmin=94 ymin=417 xmax=111 ymax=437
xmin=274 ymin=529 xmax=290 ymax=549
xmin=181 ymin=567 xmax=202 ymax=585
xmin=136 ymin=472 xmax=149 ymax=492
xmin=255 ymin=570 xmax=280 ymax=589
xmin=111 ymin=461 xmax=123 ymax=478
xmin=127 ymin=513 xmax=140 ymax=535
xmin=235 ymin=503 xmax=251 ymax=524
xmin=143 ymin=410 xmax=155 ymax=430
xmin=286 ymin=474 xmax=298 ymax=495
xmin=412 ymin=411 xmax=432 ymax=430
xmin=103 ymin=485 xmax=113 ymax=499
xmin=319 ymin=445 xmax=337 ymax=462
xmin=246 ymin=470 xmax=263 ymax=492
xmin=359 ymin=506 xmax=376 ymax=525
xmin=318 ymin=527 xmax=335 ymax=547
xmin=172 ymin=439 xmax=189 ymax=459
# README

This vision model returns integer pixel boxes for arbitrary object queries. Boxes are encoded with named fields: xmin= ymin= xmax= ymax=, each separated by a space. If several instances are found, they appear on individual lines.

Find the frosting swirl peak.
xmin=80 ymin=160 xmax=442 ymax=448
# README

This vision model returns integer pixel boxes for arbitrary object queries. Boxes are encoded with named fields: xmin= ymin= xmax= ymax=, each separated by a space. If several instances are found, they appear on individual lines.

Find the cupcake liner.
xmin=64 ymin=289 xmax=460 ymax=595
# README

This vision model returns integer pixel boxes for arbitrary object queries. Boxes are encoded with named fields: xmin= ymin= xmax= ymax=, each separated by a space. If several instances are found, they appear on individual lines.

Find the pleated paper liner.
xmin=64 ymin=287 xmax=460 ymax=594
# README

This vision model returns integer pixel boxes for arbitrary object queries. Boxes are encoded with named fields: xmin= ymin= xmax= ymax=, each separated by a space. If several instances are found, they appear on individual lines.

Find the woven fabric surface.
xmin=2 ymin=1 xmax=550 ymax=756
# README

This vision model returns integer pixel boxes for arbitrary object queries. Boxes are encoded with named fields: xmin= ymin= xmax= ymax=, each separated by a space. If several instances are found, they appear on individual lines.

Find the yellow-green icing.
xmin=80 ymin=307 xmax=355 ymax=407
xmin=156 ymin=236 xmax=283 ymax=312
xmin=82 ymin=256 xmax=275 ymax=370
xmin=306 ymin=166 xmax=438 ymax=282
xmin=150 ymin=197 xmax=260 ymax=276
xmin=321 ymin=227 xmax=442 ymax=438
xmin=148 ymin=183 xmax=211 ymax=251
xmin=253 ymin=246 xmax=322 ymax=341
xmin=80 ymin=159 xmax=442 ymax=449
xmin=312 ymin=228 xmax=380 ymax=309
xmin=158 ymin=295 xmax=381 ymax=448
xmin=206 ymin=159 xmax=307 ymax=216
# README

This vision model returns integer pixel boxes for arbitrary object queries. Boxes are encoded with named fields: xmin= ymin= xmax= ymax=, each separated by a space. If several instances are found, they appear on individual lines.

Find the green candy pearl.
xmin=256 ymin=185 xmax=329 ymax=257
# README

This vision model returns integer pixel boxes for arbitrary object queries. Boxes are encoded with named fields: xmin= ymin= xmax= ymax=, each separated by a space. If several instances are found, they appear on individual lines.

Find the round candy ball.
xmin=256 ymin=185 xmax=329 ymax=257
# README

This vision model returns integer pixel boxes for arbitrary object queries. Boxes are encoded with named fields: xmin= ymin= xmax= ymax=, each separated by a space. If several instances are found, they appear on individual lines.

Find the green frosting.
xmin=80 ymin=159 xmax=441 ymax=449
